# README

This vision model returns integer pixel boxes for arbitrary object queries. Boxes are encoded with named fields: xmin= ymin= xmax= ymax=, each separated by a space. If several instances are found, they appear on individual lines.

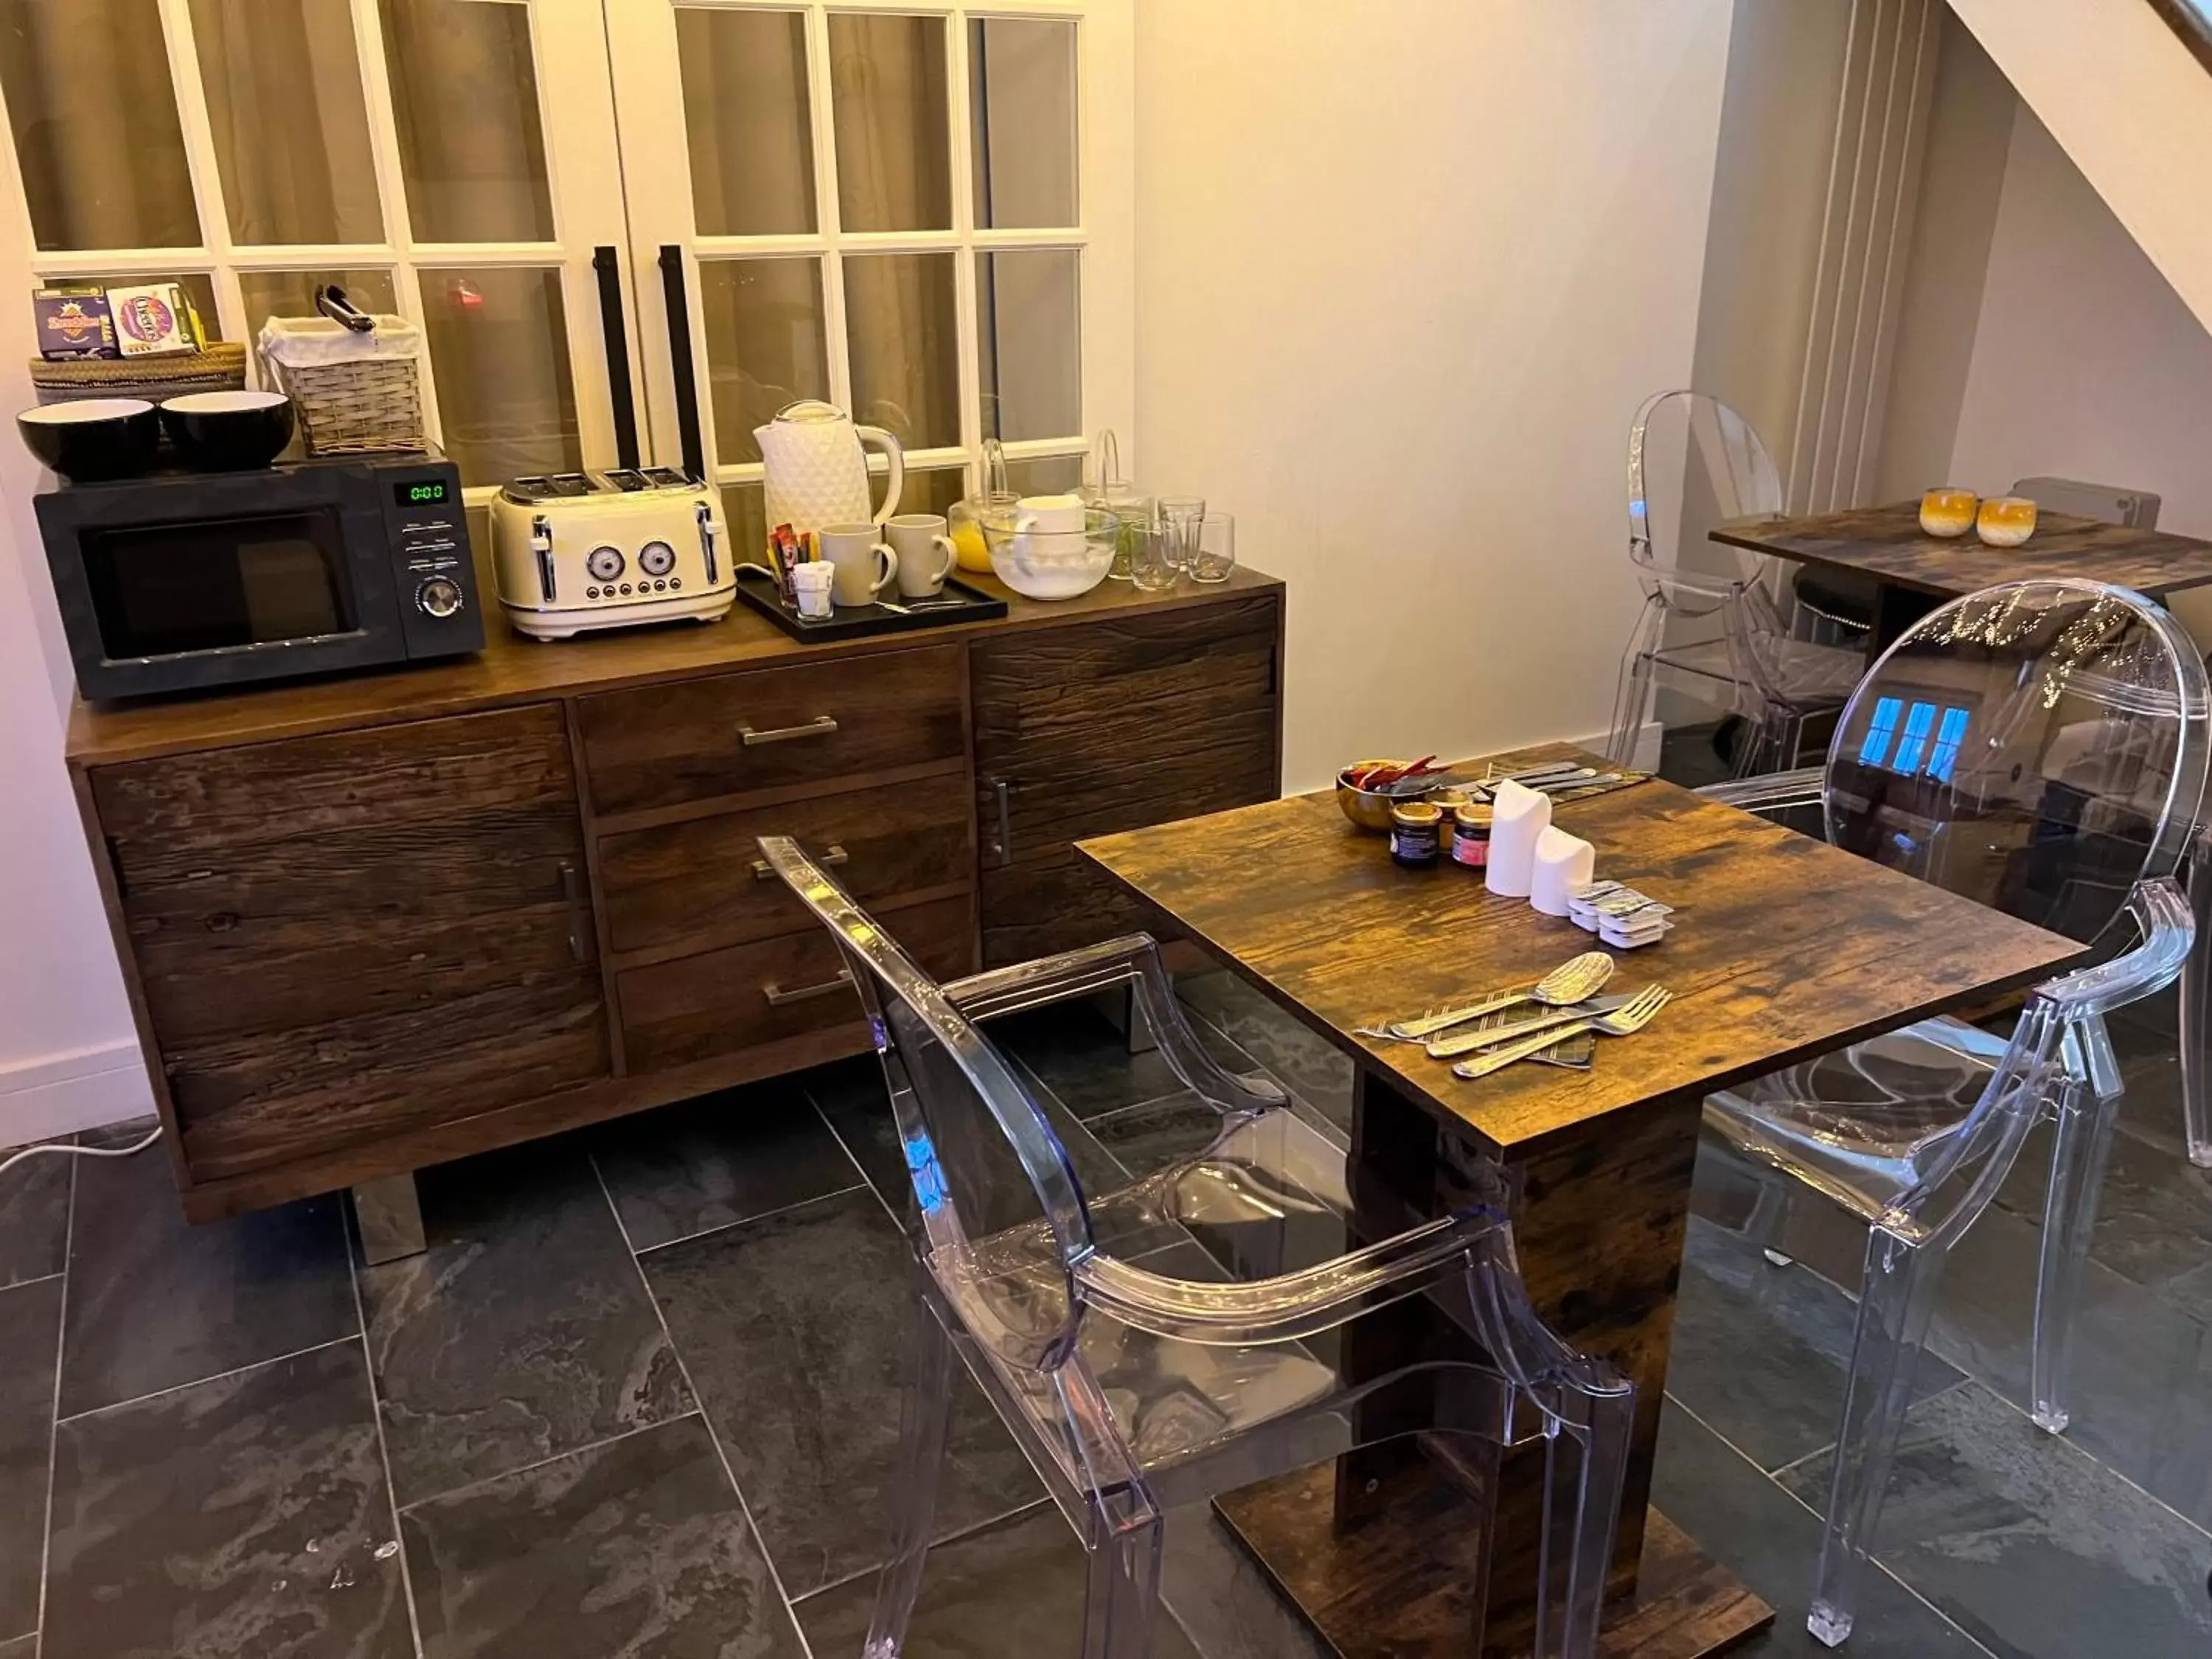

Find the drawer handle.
xmin=738 ymin=714 xmax=838 ymax=746
xmin=762 ymin=968 xmax=855 ymax=1006
xmin=559 ymin=859 xmax=592 ymax=963
xmin=988 ymin=778 xmax=1017 ymax=867
xmin=751 ymin=843 xmax=849 ymax=881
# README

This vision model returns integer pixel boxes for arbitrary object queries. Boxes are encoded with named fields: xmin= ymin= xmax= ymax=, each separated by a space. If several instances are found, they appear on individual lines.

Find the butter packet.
xmin=107 ymin=282 xmax=204 ymax=357
xmin=32 ymin=285 xmax=114 ymax=359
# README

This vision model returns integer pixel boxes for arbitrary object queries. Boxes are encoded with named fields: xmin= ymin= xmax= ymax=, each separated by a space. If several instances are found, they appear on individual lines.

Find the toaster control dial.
xmin=639 ymin=540 xmax=677 ymax=578
xmin=587 ymin=545 xmax=626 ymax=582
xmin=416 ymin=576 xmax=466 ymax=620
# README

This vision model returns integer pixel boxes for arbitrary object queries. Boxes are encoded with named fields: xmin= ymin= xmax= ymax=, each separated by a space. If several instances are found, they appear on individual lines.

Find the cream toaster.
xmin=490 ymin=467 xmax=734 ymax=640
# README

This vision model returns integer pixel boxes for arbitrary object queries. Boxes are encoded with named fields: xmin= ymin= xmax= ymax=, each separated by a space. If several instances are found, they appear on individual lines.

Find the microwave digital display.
xmin=395 ymin=479 xmax=450 ymax=507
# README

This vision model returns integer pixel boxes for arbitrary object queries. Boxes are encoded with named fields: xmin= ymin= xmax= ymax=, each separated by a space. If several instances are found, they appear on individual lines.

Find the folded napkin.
xmin=1529 ymin=825 xmax=1596 ymax=917
xmin=1484 ymin=779 xmax=1551 ymax=898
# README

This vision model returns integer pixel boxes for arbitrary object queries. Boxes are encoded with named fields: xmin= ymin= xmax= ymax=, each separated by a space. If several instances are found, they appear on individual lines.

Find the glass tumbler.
xmin=1130 ymin=526 xmax=1180 ymax=592
xmin=1157 ymin=495 xmax=1205 ymax=572
xmin=1190 ymin=512 xmax=1236 ymax=582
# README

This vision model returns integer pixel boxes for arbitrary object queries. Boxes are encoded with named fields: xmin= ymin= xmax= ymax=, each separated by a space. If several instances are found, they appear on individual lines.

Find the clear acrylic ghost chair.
xmin=1694 ymin=579 xmax=2207 ymax=1646
xmin=1998 ymin=480 xmax=2212 ymax=1166
xmin=1607 ymin=390 xmax=1863 ymax=774
xmin=759 ymin=838 xmax=1637 ymax=1659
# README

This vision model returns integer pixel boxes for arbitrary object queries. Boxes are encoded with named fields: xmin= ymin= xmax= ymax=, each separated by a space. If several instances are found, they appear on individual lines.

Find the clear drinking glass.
xmin=1191 ymin=512 xmax=1236 ymax=582
xmin=1157 ymin=495 xmax=1205 ymax=572
xmin=1129 ymin=526 xmax=1179 ymax=592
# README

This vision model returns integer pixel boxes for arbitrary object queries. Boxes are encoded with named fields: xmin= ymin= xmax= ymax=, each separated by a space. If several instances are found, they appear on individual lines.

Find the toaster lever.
xmin=531 ymin=513 xmax=556 ymax=604
xmin=696 ymin=501 xmax=720 ymax=585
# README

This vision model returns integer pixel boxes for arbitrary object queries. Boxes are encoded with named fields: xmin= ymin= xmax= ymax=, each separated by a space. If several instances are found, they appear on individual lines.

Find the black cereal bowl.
xmin=159 ymin=389 xmax=296 ymax=470
xmin=16 ymin=397 xmax=159 ymax=481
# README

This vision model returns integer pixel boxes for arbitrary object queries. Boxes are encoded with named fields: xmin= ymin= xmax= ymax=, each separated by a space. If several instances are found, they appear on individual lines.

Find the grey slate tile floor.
xmin=3 ymin=965 xmax=2212 ymax=1655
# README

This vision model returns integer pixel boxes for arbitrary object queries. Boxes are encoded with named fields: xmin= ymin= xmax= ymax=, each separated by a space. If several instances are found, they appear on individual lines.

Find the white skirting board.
xmin=0 ymin=1040 xmax=154 ymax=1151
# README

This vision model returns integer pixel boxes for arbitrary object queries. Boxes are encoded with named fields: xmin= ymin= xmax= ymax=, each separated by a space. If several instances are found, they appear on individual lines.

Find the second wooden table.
xmin=1711 ymin=501 xmax=2212 ymax=655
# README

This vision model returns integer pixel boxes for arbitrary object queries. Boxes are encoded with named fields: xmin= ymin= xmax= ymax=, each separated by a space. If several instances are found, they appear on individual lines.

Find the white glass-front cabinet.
xmin=0 ymin=0 xmax=1132 ymax=522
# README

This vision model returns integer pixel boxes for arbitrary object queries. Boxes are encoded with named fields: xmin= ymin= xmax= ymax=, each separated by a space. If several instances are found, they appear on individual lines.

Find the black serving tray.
xmin=733 ymin=567 xmax=1008 ymax=641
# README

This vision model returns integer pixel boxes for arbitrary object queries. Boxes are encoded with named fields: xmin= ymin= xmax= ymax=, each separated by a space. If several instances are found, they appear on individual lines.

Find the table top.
xmin=1080 ymin=743 xmax=2088 ymax=1153
xmin=1709 ymin=502 xmax=2212 ymax=600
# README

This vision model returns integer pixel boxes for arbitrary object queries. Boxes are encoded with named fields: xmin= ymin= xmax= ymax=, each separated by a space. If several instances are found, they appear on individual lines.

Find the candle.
xmin=1529 ymin=826 xmax=1596 ymax=917
xmin=1919 ymin=487 xmax=1978 ymax=539
xmin=1976 ymin=495 xmax=2039 ymax=547
xmin=1484 ymin=779 xmax=1551 ymax=899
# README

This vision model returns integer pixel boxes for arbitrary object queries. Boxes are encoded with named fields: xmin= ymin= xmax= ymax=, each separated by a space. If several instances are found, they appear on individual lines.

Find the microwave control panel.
xmin=377 ymin=461 xmax=485 ymax=660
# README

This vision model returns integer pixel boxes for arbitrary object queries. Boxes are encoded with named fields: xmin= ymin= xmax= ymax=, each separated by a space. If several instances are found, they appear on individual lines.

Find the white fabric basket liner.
xmin=259 ymin=316 xmax=424 ymax=365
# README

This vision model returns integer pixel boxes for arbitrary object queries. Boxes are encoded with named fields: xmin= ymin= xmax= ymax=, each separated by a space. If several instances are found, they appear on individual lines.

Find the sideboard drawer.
xmin=577 ymin=644 xmax=966 ymax=816
xmin=616 ymin=894 xmax=973 ymax=1073
xmin=597 ymin=779 xmax=973 ymax=957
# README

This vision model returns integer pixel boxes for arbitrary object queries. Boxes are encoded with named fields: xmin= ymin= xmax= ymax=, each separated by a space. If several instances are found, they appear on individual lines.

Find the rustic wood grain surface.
xmin=1710 ymin=501 xmax=2212 ymax=601
xmin=1215 ymin=1461 xmax=1770 ymax=1659
xmin=66 ymin=564 xmax=1284 ymax=766
xmin=1081 ymin=742 xmax=2085 ymax=1154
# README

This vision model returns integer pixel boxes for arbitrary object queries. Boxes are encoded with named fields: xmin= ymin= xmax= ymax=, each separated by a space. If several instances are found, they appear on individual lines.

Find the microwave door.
xmin=65 ymin=495 xmax=408 ymax=699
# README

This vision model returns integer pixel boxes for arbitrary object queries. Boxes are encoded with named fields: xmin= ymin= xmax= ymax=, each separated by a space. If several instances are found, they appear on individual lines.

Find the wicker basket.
xmin=259 ymin=316 xmax=426 ymax=456
xmin=29 ymin=341 xmax=247 ymax=406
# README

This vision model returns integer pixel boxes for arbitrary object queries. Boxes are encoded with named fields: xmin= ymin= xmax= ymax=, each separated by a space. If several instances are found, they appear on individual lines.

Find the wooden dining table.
xmin=1710 ymin=501 xmax=2212 ymax=658
xmin=1079 ymin=742 xmax=2087 ymax=1658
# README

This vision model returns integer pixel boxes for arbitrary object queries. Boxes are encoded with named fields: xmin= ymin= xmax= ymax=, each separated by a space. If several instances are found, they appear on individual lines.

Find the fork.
xmin=1450 ymin=986 xmax=1672 ymax=1079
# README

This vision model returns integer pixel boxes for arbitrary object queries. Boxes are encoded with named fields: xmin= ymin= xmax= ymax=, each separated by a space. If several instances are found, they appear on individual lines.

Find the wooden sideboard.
xmin=66 ymin=569 xmax=1285 ymax=1222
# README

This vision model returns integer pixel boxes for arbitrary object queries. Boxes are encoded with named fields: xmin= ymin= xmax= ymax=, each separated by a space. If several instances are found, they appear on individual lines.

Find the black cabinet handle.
xmin=593 ymin=246 xmax=641 ymax=472
xmin=659 ymin=245 xmax=707 ymax=484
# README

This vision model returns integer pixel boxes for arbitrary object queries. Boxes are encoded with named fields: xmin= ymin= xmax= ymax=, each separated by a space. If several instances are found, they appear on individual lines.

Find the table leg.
xmin=1867 ymin=583 xmax=1939 ymax=661
xmin=1214 ymin=1069 xmax=1772 ymax=1658
xmin=352 ymin=1171 xmax=426 ymax=1265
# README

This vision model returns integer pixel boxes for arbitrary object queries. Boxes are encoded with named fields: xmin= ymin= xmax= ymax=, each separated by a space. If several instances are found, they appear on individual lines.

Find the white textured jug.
xmin=755 ymin=400 xmax=905 ymax=543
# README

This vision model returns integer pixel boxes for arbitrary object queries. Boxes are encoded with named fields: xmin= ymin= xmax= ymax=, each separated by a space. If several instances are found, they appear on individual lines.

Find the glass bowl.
xmin=978 ymin=503 xmax=1118 ymax=600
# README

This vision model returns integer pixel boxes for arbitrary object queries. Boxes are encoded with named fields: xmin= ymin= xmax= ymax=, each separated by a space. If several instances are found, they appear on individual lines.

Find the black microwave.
xmin=35 ymin=451 xmax=484 ymax=702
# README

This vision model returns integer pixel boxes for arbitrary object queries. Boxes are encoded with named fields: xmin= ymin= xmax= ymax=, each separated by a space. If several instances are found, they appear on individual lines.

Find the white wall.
xmin=0 ymin=124 xmax=150 ymax=1147
xmin=1947 ymin=0 xmax=2212 ymax=343
xmin=1873 ymin=12 xmax=2014 ymax=504
xmin=1689 ymin=0 xmax=1854 ymax=486
xmin=0 ymin=503 xmax=150 ymax=1150
xmin=1130 ymin=0 xmax=1737 ymax=791
xmin=1947 ymin=105 xmax=2212 ymax=543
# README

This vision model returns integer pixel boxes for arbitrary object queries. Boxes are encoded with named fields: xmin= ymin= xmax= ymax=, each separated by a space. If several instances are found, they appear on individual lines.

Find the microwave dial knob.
xmin=587 ymin=545 xmax=626 ymax=582
xmin=639 ymin=540 xmax=677 ymax=578
xmin=416 ymin=575 xmax=466 ymax=619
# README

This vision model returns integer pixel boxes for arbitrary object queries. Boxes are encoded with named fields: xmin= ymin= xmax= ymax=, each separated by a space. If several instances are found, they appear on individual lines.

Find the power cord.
xmin=0 ymin=1124 xmax=163 ymax=1180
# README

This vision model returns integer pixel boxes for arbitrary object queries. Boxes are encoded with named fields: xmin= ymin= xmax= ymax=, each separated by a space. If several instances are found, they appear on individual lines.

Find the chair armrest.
xmin=944 ymin=936 xmax=1292 ymax=1115
xmin=1696 ymin=766 xmax=1825 ymax=814
xmin=1073 ymin=1211 xmax=1486 ymax=1346
xmin=2042 ymin=876 xmax=2194 ymax=1021
xmin=941 ymin=936 xmax=1161 ymax=1022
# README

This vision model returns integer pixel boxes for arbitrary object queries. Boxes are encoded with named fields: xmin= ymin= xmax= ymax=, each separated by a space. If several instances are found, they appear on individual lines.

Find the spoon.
xmin=1379 ymin=951 xmax=1616 ymax=1043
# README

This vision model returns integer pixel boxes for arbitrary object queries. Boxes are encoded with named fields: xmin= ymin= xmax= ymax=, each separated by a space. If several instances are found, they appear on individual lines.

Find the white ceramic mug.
xmin=817 ymin=523 xmax=900 ymax=606
xmin=886 ymin=512 xmax=957 ymax=598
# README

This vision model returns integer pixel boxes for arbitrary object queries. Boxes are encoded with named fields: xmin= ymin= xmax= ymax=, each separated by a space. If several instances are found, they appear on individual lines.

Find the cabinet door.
xmin=93 ymin=704 xmax=609 ymax=1182
xmin=601 ymin=0 xmax=1133 ymax=540
xmin=972 ymin=591 xmax=1281 ymax=964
